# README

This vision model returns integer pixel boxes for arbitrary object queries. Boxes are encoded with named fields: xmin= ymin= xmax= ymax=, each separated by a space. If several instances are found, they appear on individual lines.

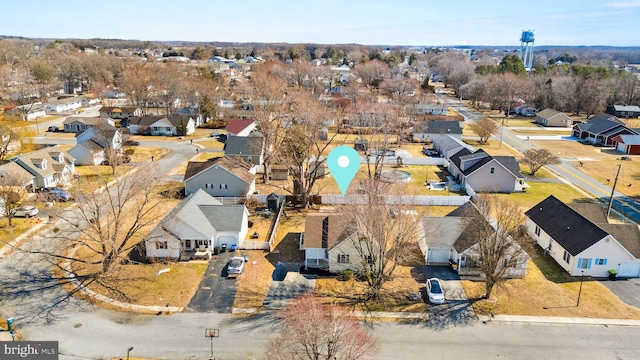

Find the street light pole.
xmin=576 ymin=271 xmax=584 ymax=306
xmin=127 ymin=346 xmax=134 ymax=360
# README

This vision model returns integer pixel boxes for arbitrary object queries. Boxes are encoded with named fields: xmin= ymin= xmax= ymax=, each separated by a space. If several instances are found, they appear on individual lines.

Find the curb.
xmin=483 ymin=314 xmax=640 ymax=326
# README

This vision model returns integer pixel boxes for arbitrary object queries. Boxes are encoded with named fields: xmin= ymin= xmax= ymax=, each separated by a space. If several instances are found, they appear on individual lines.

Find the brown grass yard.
xmin=315 ymin=265 xmax=428 ymax=313
xmin=463 ymin=256 xmax=640 ymax=319
xmin=233 ymin=209 xmax=308 ymax=309
xmin=530 ymin=139 xmax=640 ymax=198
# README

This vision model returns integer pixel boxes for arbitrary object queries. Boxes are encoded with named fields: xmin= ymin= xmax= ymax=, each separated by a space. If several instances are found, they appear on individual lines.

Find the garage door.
xmin=427 ymin=248 xmax=451 ymax=264
xmin=217 ymin=236 xmax=237 ymax=248
xmin=618 ymin=262 xmax=640 ymax=278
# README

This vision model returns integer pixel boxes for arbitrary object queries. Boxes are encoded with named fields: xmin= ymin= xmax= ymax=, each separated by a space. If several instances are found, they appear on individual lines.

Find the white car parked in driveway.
xmin=426 ymin=278 xmax=445 ymax=304
xmin=11 ymin=205 xmax=39 ymax=217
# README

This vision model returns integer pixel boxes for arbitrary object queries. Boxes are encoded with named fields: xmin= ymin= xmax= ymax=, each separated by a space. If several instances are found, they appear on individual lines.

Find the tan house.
xmin=535 ymin=109 xmax=573 ymax=127
xmin=300 ymin=211 xmax=372 ymax=273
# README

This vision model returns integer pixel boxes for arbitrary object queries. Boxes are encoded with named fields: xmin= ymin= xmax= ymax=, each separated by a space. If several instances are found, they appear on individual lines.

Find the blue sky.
xmin=2 ymin=0 xmax=640 ymax=46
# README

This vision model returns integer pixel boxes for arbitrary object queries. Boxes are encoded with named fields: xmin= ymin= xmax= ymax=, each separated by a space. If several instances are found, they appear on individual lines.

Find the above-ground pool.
xmin=379 ymin=170 xmax=412 ymax=183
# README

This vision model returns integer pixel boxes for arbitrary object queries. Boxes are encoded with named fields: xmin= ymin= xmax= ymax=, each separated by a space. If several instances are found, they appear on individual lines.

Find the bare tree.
xmin=249 ymin=61 xmax=288 ymax=184
xmin=30 ymin=165 xmax=167 ymax=294
xmin=468 ymin=117 xmax=498 ymax=144
xmin=353 ymin=60 xmax=391 ymax=91
xmin=522 ymin=148 xmax=560 ymax=176
xmin=265 ymin=293 xmax=379 ymax=360
xmin=483 ymin=73 xmax=526 ymax=116
xmin=0 ymin=124 xmax=19 ymax=160
xmin=0 ymin=174 xmax=22 ymax=228
xmin=276 ymin=92 xmax=339 ymax=207
xmin=464 ymin=195 xmax=527 ymax=299
xmin=336 ymin=182 xmax=424 ymax=300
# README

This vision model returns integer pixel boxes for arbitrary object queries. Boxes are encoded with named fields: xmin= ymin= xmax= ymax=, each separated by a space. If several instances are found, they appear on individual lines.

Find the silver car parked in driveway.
xmin=227 ymin=256 xmax=246 ymax=278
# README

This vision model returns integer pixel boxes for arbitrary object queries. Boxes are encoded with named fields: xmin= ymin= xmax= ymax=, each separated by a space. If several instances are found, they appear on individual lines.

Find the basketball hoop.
xmin=205 ymin=328 xmax=219 ymax=338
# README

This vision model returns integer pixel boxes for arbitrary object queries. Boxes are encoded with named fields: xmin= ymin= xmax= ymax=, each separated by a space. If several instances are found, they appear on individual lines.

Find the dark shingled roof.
xmin=413 ymin=120 xmax=462 ymax=135
xmin=493 ymin=156 xmax=522 ymax=178
xmin=525 ymin=195 xmax=608 ymax=256
xmin=224 ymin=132 xmax=264 ymax=157
xmin=183 ymin=156 xmax=254 ymax=184
xmin=128 ymin=116 xmax=166 ymax=126
xmin=574 ymin=113 xmax=625 ymax=134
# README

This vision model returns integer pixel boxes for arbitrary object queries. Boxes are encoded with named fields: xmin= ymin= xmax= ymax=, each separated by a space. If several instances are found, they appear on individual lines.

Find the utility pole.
xmin=607 ymin=164 xmax=622 ymax=219
xmin=499 ymin=118 xmax=504 ymax=149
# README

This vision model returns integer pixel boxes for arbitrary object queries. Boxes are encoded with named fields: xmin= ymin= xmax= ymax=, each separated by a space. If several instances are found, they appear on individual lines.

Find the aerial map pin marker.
xmin=327 ymin=146 xmax=361 ymax=197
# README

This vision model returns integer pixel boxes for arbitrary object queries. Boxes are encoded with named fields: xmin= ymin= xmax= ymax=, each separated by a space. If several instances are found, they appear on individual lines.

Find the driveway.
xmin=263 ymin=262 xmax=316 ymax=310
xmin=416 ymin=265 xmax=476 ymax=328
xmin=186 ymin=252 xmax=239 ymax=313
xmin=601 ymin=277 xmax=640 ymax=309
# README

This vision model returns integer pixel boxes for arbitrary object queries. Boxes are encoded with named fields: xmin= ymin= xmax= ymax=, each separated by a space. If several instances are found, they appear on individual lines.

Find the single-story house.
xmin=420 ymin=202 xmax=527 ymax=278
xmin=224 ymin=132 xmax=265 ymax=165
xmin=525 ymin=195 xmax=640 ymax=277
xmin=412 ymin=120 xmax=463 ymax=142
xmin=226 ymin=118 xmax=257 ymax=137
xmin=572 ymin=113 xmax=638 ymax=146
xmin=0 ymin=162 xmax=36 ymax=194
xmin=612 ymin=134 xmax=640 ymax=155
xmin=44 ymin=97 xmax=83 ymax=113
xmin=5 ymin=103 xmax=47 ymax=121
xmin=145 ymin=189 xmax=250 ymax=260
xmin=300 ymin=211 xmax=372 ymax=273
xmin=447 ymin=148 xmax=524 ymax=193
xmin=404 ymin=104 xmax=449 ymax=116
xmin=13 ymin=145 xmax=75 ymax=189
xmin=99 ymin=106 xmax=142 ymax=120
xmin=607 ymin=105 xmax=640 ymax=119
xmin=63 ymin=117 xmax=115 ymax=133
xmin=128 ymin=115 xmax=195 ymax=136
xmin=183 ymin=156 xmax=256 ymax=197
xmin=535 ymin=108 xmax=573 ymax=127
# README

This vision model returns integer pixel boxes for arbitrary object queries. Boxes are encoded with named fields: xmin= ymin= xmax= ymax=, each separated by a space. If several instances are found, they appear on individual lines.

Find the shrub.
xmin=342 ymin=269 xmax=354 ymax=280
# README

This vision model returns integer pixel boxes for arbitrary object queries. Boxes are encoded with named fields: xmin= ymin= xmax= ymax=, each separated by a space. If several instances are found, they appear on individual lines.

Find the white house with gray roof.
xmin=145 ymin=189 xmax=250 ymax=260
xmin=448 ymin=148 xmax=524 ymax=193
xmin=14 ymin=145 xmax=75 ymax=189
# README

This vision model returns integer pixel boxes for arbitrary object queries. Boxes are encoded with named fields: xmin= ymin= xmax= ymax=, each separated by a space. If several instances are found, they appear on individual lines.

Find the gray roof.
xmin=433 ymin=134 xmax=474 ymax=158
xmin=224 ymin=133 xmax=264 ymax=157
xmin=14 ymin=145 xmax=74 ymax=178
xmin=199 ymin=205 xmax=247 ymax=232
xmin=63 ymin=117 xmax=110 ymax=125
xmin=0 ymin=162 xmax=34 ymax=185
xmin=413 ymin=120 xmax=462 ymax=135
xmin=575 ymin=113 xmax=625 ymax=134
xmin=612 ymin=105 xmax=640 ymax=112
xmin=149 ymin=189 xmax=247 ymax=240
xmin=493 ymin=156 xmax=523 ymax=178
xmin=128 ymin=116 xmax=167 ymax=126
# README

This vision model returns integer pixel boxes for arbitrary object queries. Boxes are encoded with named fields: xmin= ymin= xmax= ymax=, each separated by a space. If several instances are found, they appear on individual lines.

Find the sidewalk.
xmin=480 ymin=314 xmax=640 ymax=326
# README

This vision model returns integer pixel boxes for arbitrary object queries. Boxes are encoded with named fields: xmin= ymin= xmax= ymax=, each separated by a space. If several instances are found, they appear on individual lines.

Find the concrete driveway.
xmin=186 ymin=252 xmax=239 ymax=313
xmin=601 ymin=277 xmax=640 ymax=309
xmin=263 ymin=262 xmax=316 ymax=310
xmin=416 ymin=265 xmax=476 ymax=328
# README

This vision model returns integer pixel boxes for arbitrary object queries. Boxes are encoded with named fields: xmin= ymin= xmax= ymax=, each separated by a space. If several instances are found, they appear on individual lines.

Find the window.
xmin=596 ymin=258 xmax=607 ymax=265
xmin=563 ymin=250 xmax=571 ymax=264
xmin=185 ymin=240 xmax=191 ymax=248
xmin=364 ymin=255 xmax=372 ymax=264
xmin=578 ymin=258 xmax=590 ymax=269
xmin=534 ymin=226 xmax=541 ymax=236
xmin=337 ymin=254 xmax=350 ymax=264
xmin=490 ymin=167 xmax=495 ymax=174
xmin=156 ymin=241 xmax=168 ymax=250
xmin=219 ymin=184 xmax=227 ymax=189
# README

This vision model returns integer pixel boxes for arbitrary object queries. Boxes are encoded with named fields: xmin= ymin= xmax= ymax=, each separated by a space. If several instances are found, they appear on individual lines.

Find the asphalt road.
xmin=12 ymin=310 xmax=640 ymax=360
xmin=187 ymin=252 xmax=238 ymax=313
xmin=439 ymin=94 xmax=640 ymax=224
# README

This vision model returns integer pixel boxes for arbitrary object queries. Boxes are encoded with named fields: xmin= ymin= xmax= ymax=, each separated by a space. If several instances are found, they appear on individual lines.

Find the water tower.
xmin=519 ymin=30 xmax=535 ymax=72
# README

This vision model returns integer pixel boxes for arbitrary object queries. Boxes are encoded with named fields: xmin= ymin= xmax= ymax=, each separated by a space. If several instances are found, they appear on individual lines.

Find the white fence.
xmin=239 ymin=241 xmax=270 ymax=250
xmin=319 ymin=194 xmax=470 ymax=206
xmin=363 ymin=156 xmax=447 ymax=166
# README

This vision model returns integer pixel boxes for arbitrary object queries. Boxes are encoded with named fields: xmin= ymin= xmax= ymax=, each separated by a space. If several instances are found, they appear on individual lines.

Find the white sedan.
xmin=11 ymin=205 xmax=39 ymax=218
xmin=426 ymin=278 xmax=445 ymax=304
